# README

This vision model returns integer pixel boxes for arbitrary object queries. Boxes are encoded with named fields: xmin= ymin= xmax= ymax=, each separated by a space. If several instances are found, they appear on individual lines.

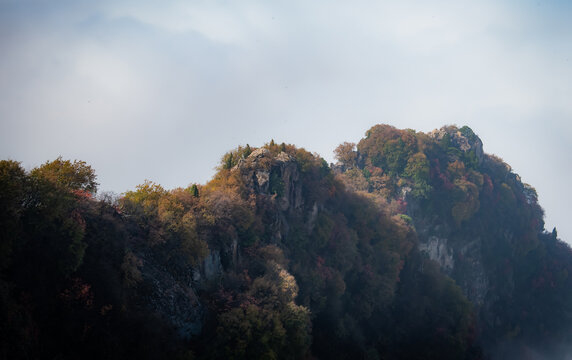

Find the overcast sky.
xmin=1 ymin=0 xmax=571 ymax=242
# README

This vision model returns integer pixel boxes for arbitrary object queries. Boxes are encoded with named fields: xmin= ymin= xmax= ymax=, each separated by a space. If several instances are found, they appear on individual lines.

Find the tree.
xmin=222 ymin=152 xmax=234 ymax=170
xmin=334 ymin=142 xmax=357 ymax=168
xmin=404 ymin=152 xmax=432 ymax=199
xmin=189 ymin=184 xmax=199 ymax=197
xmin=0 ymin=160 xmax=28 ymax=269
xmin=121 ymin=180 xmax=168 ymax=223
xmin=31 ymin=157 xmax=98 ymax=194
xmin=244 ymin=144 xmax=253 ymax=158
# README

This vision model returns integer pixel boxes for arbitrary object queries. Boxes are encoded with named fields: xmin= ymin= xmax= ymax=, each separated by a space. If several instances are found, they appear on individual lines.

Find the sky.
xmin=1 ymin=0 xmax=571 ymax=242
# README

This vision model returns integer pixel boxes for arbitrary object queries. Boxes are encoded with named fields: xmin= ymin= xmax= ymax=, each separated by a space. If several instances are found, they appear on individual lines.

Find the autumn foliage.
xmin=1 ymin=125 xmax=571 ymax=359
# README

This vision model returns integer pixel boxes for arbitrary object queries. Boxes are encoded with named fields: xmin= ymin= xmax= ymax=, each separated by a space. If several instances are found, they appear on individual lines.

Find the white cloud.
xmin=106 ymin=1 xmax=276 ymax=46
xmin=73 ymin=45 xmax=141 ymax=98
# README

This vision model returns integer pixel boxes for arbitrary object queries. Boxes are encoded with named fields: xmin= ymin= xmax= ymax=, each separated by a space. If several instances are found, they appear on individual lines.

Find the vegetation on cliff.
xmin=1 ymin=124 xmax=571 ymax=359
xmin=336 ymin=124 xmax=572 ymax=358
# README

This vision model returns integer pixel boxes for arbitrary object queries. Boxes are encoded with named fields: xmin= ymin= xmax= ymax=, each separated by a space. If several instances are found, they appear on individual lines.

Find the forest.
xmin=1 ymin=124 xmax=572 ymax=359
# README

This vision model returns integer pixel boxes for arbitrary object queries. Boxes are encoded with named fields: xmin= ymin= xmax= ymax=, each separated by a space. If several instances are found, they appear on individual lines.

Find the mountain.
xmin=335 ymin=124 xmax=572 ymax=358
xmin=1 ymin=125 xmax=571 ymax=359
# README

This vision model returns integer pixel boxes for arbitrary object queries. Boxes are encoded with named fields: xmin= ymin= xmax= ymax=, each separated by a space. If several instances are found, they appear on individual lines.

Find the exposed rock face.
xmin=456 ymin=238 xmax=488 ymax=305
xmin=418 ymin=236 xmax=454 ymax=272
xmin=256 ymin=171 xmax=270 ymax=192
xmin=202 ymin=250 xmax=223 ymax=281
xmin=244 ymin=148 xmax=272 ymax=193
xmin=411 ymin=212 xmax=489 ymax=305
xmin=139 ymin=246 xmax=225 ymax=340
xmin=416 ymin=232 xmax=488 ymax=305
xmin=307 ymin=202 xmax=319 ymax=233
xmin=430 ymin=126 xmax=484 ymax=165
xmin=275 ymin=152 xmax=303 ymax=211
xmin=140 ymin=254 xmax=204 ymax=339
xmin=238 ymin=149 xmax=306 ymax=244
xmin=238 ymin=149 xmax=303 ymax=213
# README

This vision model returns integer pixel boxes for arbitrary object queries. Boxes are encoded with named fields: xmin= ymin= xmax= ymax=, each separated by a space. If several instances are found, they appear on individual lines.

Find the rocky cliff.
xmin=4 ymin=126 xmax=570 ymax=359
xmin=337 ymin=124 xmax=572 ymax=358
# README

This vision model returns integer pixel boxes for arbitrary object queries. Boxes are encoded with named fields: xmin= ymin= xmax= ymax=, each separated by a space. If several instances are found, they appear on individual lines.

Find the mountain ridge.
xmin=1 ymin=124 xmax=570 ymax=359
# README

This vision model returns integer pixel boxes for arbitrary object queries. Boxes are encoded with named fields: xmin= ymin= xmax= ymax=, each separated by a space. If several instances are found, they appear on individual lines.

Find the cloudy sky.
xmin=1 ymin=0 xmax=571 ymax=242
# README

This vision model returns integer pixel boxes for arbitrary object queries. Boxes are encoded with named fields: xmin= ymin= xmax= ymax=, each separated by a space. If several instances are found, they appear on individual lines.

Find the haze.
xmin=1 ymin=0 xmax=571 ymax=242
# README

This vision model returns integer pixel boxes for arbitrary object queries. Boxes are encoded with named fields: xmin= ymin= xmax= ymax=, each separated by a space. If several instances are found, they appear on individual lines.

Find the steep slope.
xmin=186 ymin=142 xmax=478 ymax=358
xmin=336 ymin=124 xmax=572 ymax=358
xmin=2 ymin=125 xmax=571 ymax=359
xmin=1 ymin=143 xmax=478 ymax=359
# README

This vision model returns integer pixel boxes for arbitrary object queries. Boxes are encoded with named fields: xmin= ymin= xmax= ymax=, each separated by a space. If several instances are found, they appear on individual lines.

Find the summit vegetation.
xmin=1 ymin=125 xmax=571 ymax=359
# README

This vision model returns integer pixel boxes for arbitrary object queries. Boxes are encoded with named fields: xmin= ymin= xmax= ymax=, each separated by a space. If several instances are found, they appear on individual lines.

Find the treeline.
xmin=0 ymin=158 xmax=188 ymax=359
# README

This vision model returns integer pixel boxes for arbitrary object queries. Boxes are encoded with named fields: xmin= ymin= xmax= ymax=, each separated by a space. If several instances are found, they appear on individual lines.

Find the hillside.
xmin=1 ymin=125 xmax=571 ymax=359
xmin=335 ymin=125 xmax=572 ymax=358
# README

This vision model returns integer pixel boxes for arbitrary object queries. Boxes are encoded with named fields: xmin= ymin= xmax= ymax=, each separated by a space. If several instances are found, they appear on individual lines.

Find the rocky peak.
xmin=429 ymin=125 xmax=484 ymax=165
xmin=246 ymin=147 xmax=271 ymax=162
xmin=237 ymin=148 xmax=303 ymax=212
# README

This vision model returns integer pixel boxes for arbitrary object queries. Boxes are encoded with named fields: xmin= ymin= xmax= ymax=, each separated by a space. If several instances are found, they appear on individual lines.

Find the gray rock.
xmin=237 ymin=149 xmax=303 ymax=212
xmin=139 ymin=254 xmax=205 ymax=339
xmin=202 ymin=250 xmax=222 ymax=281
xmin=419 ymin=236 xmax=455 ymax=272
xmin=255 ymin=170 xmax=270 ymax=192
xmin=429 ymin=126 xmax=484 ymax=165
